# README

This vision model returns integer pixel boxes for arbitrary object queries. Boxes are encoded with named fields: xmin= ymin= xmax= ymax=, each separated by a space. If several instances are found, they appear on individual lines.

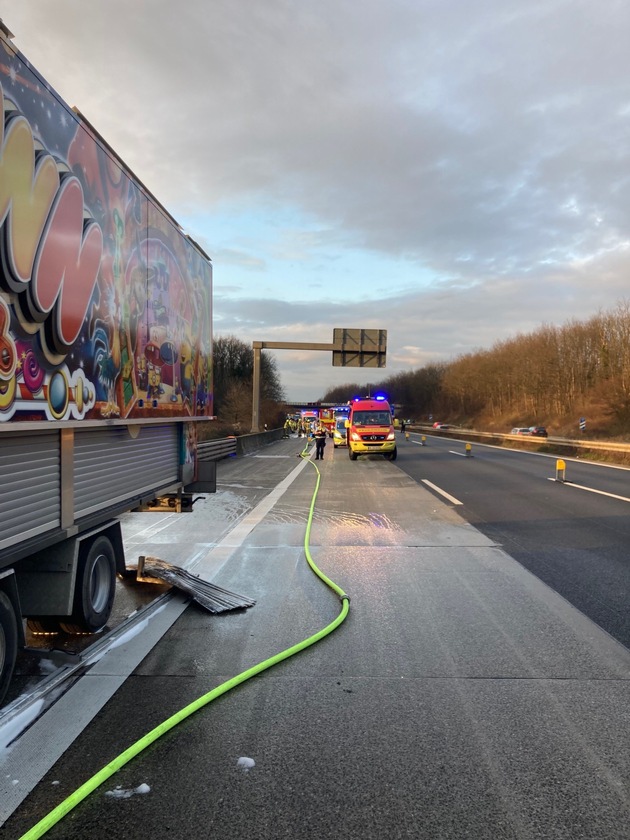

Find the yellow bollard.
xmin=405 ymin=432 xmax=410 ymax=441
xmin=421 ymin=435 xmax=426 ymax=446
xmin=465 ymin=442 xmax=472 ymax=457
xmin=556 ymin=459 xmax=566 ymax=482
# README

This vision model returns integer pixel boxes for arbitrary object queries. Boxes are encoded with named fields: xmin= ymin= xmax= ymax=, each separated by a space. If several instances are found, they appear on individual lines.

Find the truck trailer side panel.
xmin=73 ymin=425 xmax=179 ymax=518
xmin=0 ymin=21 xmax=215 ymax=704
xmin=0 ymin=33 xmax=213 ymax=428
xmin=0 ymin=433 xmax=61 ymax=551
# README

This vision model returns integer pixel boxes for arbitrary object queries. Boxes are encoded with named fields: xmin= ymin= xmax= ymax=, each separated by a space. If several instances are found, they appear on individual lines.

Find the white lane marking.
xmin=189 ymin=453 xmax=312 ymax=577
xmin=253 ymin=455 xmax=296 ymax=458
xmin=0 ymin=453 xmax=314 ymax=818
xmin=547 ymin=478 xmax=630 ymax=503
xmin=0 ymin=593 xmax=189 ymax=821
xmin=450 ymin=450 xmax=471 ymax=457
xmin=421 ymin=479 xmax=463 ymax=505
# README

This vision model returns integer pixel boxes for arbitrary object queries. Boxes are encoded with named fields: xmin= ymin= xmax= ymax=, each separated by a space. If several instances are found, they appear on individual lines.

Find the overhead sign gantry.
xmin=251 ymin=328 xmax=387 ymax=432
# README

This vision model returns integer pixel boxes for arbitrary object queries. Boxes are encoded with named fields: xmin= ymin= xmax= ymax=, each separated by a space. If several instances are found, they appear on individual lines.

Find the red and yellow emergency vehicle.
xmin=319 ymin=408 xmax=336 ymax=437
xmin=346 ymin=397 xmax=397 ymax=460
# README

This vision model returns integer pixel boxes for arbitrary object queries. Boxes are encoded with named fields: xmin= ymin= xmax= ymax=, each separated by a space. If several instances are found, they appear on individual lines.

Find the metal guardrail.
xmin=197 ymin=428 xmax=285 ymax=461
xmin=414 ymin=426 xmax=630 ymax=456
xmin=197 ymin=437 xmax=237 ymax=461
xmin=542 ymin=437 xmax=630 ymax=453
xmin=199 ymin=425 xmax=630 ymax=462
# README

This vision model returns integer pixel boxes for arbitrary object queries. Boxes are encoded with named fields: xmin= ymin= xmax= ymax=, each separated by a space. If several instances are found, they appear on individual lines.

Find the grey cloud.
xmin=5 ymin=0 xmax=630 ymax=399
xmin=8 ymin=1 xmax=630 ymax=270
xmin=214 ymin=248 xmax=630 ymax=399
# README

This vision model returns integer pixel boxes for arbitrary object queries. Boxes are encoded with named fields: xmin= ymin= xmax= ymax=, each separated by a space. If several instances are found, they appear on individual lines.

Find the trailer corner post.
xmin=60 ymin=429 xmax=75 ymax=531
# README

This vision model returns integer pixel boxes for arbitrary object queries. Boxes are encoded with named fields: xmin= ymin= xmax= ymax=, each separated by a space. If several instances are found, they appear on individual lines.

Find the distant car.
xmin=433 ymin=422 xmax=452 ymax=429
xmin=511 ymin=427 xmax=531 ymax=435
xmin=529 ymin=426 xmax=548 ymax=437
xmin=332 ymin=418 xmax=348 ymax=447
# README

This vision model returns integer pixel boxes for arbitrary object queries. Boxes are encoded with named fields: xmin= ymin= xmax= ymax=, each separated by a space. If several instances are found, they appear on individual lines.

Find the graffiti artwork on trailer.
xmin=0 ymin=39 xmax=213 ymax=423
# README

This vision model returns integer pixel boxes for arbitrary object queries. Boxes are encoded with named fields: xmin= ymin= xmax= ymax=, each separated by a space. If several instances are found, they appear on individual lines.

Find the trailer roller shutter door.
xmin=74 ymin=425 xmax=179 ymax=518
xmin=0 ymin=433 xmax=60 ymax=550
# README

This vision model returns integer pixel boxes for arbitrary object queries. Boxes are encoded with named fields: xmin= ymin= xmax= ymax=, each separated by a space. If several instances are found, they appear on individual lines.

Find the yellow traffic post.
xmin=405 ymin=432 xmax=410 ymax=441
xmin=556 ymin=459 xmax=566 ymax=482
xmin=465 ymin=442 xmax=472 ymax=457
xmin=421 ymin=435 xmax=426 ymax=446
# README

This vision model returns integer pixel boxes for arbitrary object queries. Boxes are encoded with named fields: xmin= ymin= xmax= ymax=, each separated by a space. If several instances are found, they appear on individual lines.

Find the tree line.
xmin=321 ymin=301 xmax=630 ymax=438
xmin=205 ymin=335 xmax=285 ymax=435
xmin=204 ymin=302 xmax=630 ymax=439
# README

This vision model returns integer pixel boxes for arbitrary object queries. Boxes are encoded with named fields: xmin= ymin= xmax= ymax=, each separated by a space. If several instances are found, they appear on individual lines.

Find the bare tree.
xmin=210 ymin=335 xmax=285 ymax=432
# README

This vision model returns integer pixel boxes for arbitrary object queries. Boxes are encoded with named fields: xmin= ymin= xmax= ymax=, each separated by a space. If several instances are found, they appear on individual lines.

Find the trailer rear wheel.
xmin=0 ymin=591 xmax=18 ymax=706
xmin=60 ymin=536 xmax=116 ymax=634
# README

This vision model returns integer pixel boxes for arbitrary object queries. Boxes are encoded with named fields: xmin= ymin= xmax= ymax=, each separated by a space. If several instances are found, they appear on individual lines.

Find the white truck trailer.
xmin=0 ymin=21 xmax=215 ymax=704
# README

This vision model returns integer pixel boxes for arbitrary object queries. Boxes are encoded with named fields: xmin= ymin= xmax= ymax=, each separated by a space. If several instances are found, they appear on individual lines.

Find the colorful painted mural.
xmin=0 ymin=39 xmax=213 ymax=423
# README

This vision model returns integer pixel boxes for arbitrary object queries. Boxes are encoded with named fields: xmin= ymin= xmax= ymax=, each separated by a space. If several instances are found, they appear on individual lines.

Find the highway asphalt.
xmin=399 ymin=432 xmax=630 ymax=650
xmin=4 ymin=434 xmax=630 ymax=839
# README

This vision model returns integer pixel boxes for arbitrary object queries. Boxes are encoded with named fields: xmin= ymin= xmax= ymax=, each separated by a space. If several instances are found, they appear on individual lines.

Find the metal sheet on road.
xmin=0 ymin=439 xmax=311 ymax=773
xmin=5 ymin=439 xmax=630 ymax=839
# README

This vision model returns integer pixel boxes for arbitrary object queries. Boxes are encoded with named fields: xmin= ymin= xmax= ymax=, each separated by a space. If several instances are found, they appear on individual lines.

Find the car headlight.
xmin=350 ymin=432 xmax=361 ymax=441
xmin=387 ymin=432 xmax=395 ymax=440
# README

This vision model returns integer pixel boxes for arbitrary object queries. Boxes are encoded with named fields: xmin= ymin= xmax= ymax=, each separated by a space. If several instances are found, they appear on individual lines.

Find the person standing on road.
xmin=400 ymin=420 xmax=406 ymax=434
xmin=314 ymin=425 xmax=327 ymax=460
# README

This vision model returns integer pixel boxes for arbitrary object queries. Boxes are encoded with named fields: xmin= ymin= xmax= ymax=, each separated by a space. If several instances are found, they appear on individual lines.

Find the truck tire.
xmin=386 ymin=448 xmax=398 ymax=461
xmin=349 ymin=447 xmax=358 ymax=461
xmin=0 ymin=591 xmax=18 ymax=706
xmin=60 ymin=536 xmax=116 ymax=634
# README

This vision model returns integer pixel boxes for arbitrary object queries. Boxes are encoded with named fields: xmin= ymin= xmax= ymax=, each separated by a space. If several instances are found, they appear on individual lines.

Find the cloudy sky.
xmin=3 ymin=1 xmax=630 ymax=400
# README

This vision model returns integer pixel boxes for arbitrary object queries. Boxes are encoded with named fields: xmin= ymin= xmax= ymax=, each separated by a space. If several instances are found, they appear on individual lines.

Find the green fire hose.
xmin=19 ymin=446 xmax=349 ymax=839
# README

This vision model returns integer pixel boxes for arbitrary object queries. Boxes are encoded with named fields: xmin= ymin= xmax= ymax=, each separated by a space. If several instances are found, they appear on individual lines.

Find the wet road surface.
xmin=4 ymin=435 xmax=630 ymax=839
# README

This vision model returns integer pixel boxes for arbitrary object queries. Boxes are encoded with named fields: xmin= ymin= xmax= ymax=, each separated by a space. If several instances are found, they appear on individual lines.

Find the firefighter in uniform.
xmin=314 ymin=425 xmax=327 ymax=460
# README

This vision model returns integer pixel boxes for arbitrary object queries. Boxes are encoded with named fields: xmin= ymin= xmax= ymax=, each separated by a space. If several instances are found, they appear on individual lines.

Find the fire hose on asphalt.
xmin=19 ymin=442 xmax=349 ymax=840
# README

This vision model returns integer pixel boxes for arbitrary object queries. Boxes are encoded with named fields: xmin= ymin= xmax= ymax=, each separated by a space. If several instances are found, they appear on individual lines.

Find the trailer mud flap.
xmin=184 ymin=460 xmax=217 ymax=494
